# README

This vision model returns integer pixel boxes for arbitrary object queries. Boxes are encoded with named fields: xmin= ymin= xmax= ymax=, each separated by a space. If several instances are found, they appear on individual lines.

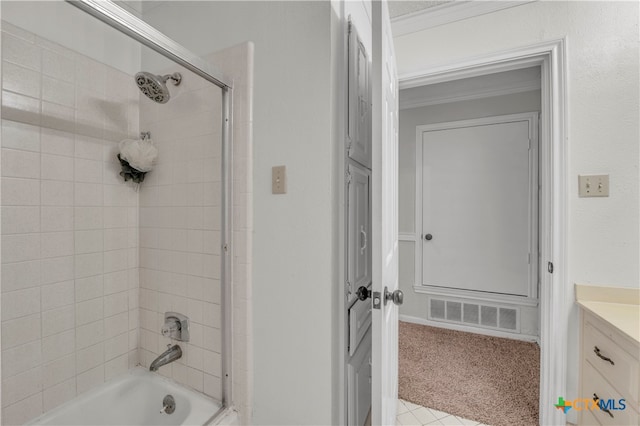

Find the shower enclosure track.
xmin=65 ymin=1 xmax=235 ymax=423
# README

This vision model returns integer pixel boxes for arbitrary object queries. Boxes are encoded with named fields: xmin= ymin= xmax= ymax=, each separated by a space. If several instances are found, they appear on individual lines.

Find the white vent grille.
xmin=428 ymin=297 xmax=520 ymax=333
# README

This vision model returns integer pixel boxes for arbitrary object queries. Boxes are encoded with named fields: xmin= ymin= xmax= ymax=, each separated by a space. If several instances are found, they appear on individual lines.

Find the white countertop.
xmin=575 ymin=284 xmax=640 ymax=345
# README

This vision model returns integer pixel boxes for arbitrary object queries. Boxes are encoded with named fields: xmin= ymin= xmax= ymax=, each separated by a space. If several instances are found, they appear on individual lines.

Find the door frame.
xmin=398 ymin=39 xmax=567 ymax=426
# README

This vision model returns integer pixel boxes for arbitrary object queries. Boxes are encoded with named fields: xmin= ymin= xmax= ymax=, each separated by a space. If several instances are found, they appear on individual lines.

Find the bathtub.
xmin=27 ymin=368 xmax=226 ymax=425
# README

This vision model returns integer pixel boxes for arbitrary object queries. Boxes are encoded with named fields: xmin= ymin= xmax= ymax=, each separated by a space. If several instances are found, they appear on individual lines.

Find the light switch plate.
xmin=272 ymin=165 xmax=286 ymax=194
xmin=578 ymin=174 xmax=609 ymax=197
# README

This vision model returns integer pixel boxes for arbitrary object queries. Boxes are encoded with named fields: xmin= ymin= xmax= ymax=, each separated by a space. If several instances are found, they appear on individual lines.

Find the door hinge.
xmin=345 ymin=170 xmax=352 ymax=185
xmin=346 ymin=280 xmax=352 ymax=294
xmin=548 ymin=262 xmax=554 ymax=274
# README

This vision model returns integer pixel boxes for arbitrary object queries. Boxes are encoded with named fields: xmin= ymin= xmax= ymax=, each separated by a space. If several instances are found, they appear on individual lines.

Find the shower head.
xmin=135 ymin=71 xmax=182 ymax=104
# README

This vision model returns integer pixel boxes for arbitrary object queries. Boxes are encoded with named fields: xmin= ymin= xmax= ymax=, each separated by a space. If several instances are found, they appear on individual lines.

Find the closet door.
xmin=347 ymin=21 xmax=372 ymax=168
xmin=347 ymin=163 xmax=371 ymax=304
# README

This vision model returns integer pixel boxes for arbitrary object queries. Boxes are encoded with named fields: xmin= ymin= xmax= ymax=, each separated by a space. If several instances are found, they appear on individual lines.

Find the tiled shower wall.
xmin=0 ymin=22 xmax=140 ymax=425
xmin=137 ymin=65 xmax=224 ymax=400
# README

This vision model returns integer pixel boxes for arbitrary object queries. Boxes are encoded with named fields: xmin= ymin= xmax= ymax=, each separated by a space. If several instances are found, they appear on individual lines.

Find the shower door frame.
xmin=65 ymin=0 xmax=235 ymax=422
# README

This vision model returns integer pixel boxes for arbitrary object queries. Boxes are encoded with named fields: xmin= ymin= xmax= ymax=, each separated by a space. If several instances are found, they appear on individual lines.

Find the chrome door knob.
xmin=424 ymin=233 xmax=433 ymax=241
xmin=383 ymin=287 xmax=404 ymax=306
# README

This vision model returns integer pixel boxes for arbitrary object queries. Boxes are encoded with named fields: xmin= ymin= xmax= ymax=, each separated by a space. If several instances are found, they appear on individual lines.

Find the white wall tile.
xmin=41 ymin=101 xmax=75 ymax=133
xmin=2 ymin=177 xmax=40 ymax=206
xmin=1 ymin=340 xmax=42 ymax=379
xmin=76 ymin=320 xmax=104 ymax=350
xmin=2 ymin=61 xmax=41 ymax=98
xmin=104 ymin=354 xmax=128 ymax=381
xmin=1 ymin=260 xmax=41 ymax=293
xmin=76 ymin=298 xmax=104 ymax=326
xmin=41 ymin=329 xmax=75 ymax=363
xmin=1 ymin=392 xmax=43 ymax=426
xmin=42 ymin=378 xmax=76 ymax=412
xmin=42 ymin=76 xmax=75 ymax=108
xmin=1 ymin=148 xmax=40 ymax=178
xmin=104 ymin=333 xmax=128 ymax=362
xmin=2 ymin=206 xmax=40 ymax=234
xmin=42 ymin=49 xmax=74 ymax=83
xmin=42 ymin=354 xmax=75 ymax=388
xmin=74 ymin=206 xmax=103 ymax=230
xmin=41 ymin=280 xmax=74 ymax=311
xmin=2 ymin=90 xmax=41 ymax=126
xmin=2 ymin=33 xmax=41 ymax=71
xmin=75 ymin=275 xmax=103 ymax=302
xmin=76 ymin=365 xmax=104 ymax=394
xmin=41 ymin=256 xmax=74 ymax=285
xmin=2 ymin=287 xmax=41 ymax=323
xmin=2 ymin=234 xmax=40 ymax=263
xmin=75 ymin=182 xmax=103 ymax=206
xmin=187 ymin=367 xmax=204 ymax=393
xmin=2 ymin=313 xmax=41 ymax=350
xmin=75 ymin=229 xmax=104 ymax=254
xmin=74 ymin=158 xmax=103 ymax=183
xmin=41 ymin=207 xmax=73 ymax=232
xmin=41 ymin=154 xmax=74 ymax=181
xmin=41 ymin=128 xmax=74 ymax=156
xmin=41 ymin=231 xmax=74 ymax=258
xmin=41 ymin=180 xmax=73 ymax=206
xmin=104 ymin=292 xmax=128 ymax=318
xmin=76 ymin=343 xmax=104 ymax=374
xmin=42 ymin=305 xmax=75 ymax=337
xmin=1 ymin=366 xmax=42 ymax=407
xmin=75 ymin=252 xmax=103 ymax=278
xmin=104 ymin=312 xmax=128 ymax=339
xmin=2 ymin=119 xmax=40 ymax=152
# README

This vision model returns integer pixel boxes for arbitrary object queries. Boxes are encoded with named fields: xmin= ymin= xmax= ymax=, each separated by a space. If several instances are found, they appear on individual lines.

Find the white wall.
xmin=398 ymin=90 xmax=541 ymax=337
xmin=142 ymin=2 xmax=337 ymax=424
xmin=394 ymin=0 xmax=639 ymax=417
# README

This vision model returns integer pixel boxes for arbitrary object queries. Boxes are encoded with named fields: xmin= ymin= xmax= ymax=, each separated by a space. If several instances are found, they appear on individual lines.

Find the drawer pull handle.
xmin=592 ymin=393 xmax=614 ymax=418
xmin=593 ymin=346 xmax=615 ymax=365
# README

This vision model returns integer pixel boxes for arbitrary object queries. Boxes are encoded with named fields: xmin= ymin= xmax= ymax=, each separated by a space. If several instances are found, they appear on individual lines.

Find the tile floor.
xmin=397 ymin=399 xmax=488 ymax=426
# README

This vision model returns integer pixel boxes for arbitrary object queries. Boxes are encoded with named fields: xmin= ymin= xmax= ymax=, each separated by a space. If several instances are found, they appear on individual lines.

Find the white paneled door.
xmin=371 ymin=1 xmax=400 ymax=424
xmin=419 ymin=114 xmax=539 ymax=297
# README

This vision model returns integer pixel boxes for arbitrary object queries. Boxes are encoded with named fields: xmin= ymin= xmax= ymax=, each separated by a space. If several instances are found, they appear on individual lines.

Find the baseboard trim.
xmin=399 ymin=314 xmax=540 ymax=344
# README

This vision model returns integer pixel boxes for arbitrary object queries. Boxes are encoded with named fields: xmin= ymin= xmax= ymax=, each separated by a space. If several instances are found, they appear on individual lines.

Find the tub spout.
xmin=150 ymin=344 xmax=182 ymax=372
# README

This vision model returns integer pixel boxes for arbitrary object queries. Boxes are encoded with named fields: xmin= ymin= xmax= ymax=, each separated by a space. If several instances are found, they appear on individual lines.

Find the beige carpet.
xmin=399 ymin=321 xmax=540 ymax=426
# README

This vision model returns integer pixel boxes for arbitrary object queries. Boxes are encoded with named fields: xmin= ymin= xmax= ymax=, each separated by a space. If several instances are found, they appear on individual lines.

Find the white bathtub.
xmin=27 ymin=368 xmax=224 ymax=425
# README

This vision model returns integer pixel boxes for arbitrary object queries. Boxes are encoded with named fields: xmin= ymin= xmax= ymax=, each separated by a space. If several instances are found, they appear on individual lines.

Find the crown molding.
xmin=399 ymin=66 xmax=540 ymax=109
xmin=391 ymin=1 xmax=536 ymax=38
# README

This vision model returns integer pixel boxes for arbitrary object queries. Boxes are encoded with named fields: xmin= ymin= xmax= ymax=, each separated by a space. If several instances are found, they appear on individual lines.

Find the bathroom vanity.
xmin=576 ymin=284 xmax=639 ymax=425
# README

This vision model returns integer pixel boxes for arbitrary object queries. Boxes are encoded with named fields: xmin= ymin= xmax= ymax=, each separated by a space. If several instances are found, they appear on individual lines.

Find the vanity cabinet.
xmin=579 ymin=309 xmax=639 ymax=425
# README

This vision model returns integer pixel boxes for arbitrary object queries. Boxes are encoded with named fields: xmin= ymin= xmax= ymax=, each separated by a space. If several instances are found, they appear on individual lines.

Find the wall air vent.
xmin=428 ymin=297 xmax=520 ymax=333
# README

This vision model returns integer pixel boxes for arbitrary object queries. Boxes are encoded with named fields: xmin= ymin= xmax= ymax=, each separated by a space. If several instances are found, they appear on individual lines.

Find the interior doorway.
xmin=392 ymin=39 xmax=568 ymax=426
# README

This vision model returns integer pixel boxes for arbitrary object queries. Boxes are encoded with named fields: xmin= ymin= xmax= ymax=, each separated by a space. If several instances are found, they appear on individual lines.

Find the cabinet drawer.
xmin=349 ymin=298 xmax=372 ymax=356
xmin=584 ymin=321 xmax=639 ymax=404
xmin=582 ymin=361 xmax=639 ymax=426
xmin=579 ymin=406 xmax=601 ymax=426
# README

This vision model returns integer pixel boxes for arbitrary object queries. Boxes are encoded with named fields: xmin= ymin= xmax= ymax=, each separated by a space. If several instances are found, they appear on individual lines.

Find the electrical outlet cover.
xmin=578 ymin=174 xmax=609 ymax=197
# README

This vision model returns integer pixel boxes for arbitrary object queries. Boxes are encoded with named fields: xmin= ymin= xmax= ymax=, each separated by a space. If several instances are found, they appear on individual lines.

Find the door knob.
xmin=356 ymin=286 xmax=370 ymax=301
xmin=424 ymin=233 xmax=433 ymax=241
xmin=383 ymin=287 xmax=404 ymax=306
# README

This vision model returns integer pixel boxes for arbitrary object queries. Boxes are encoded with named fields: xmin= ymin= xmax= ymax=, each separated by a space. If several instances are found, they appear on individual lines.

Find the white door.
xmin=371 ymin=1 xmax=399 ymax=425
xmin=420 ymin=114 xmax=538 ymax=297
xmin=347 ymin=163 xmax=371 ymax=305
